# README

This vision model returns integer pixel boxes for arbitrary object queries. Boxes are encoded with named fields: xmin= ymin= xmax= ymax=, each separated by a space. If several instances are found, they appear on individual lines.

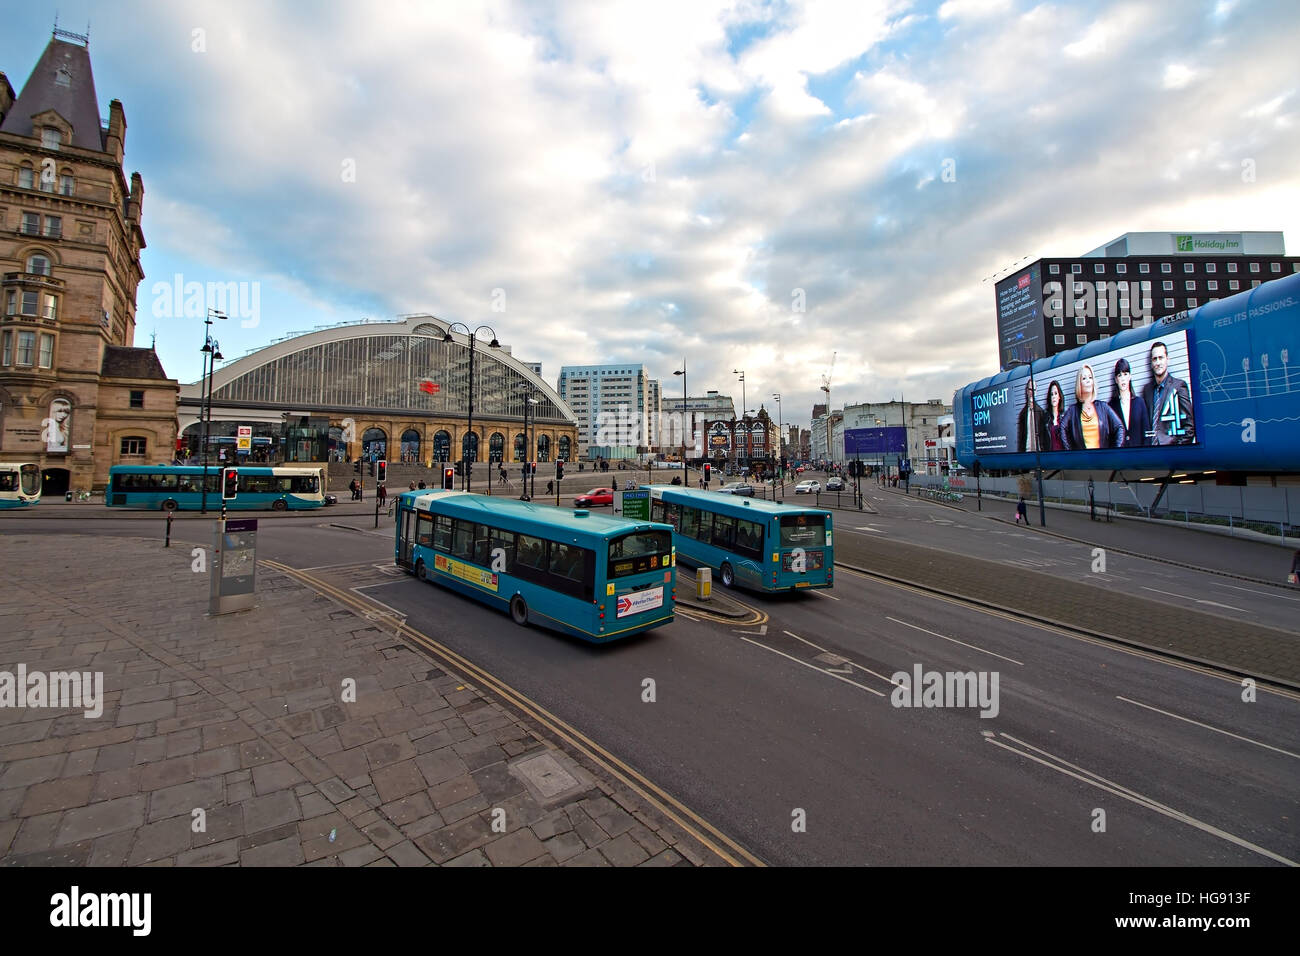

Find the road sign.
xmin=237 ymin=425 xmax=252 ymax=453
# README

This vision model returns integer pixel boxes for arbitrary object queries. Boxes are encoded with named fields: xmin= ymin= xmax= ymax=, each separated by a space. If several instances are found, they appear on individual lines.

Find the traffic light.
xmin=530 ymin=461 xmax=537 ymax=476
xmin=556 ymin=460 xmax=564 ymax=481
xmin=354 ymin=460 xmax=361 ymax=474
xmin=376 ymin=460 xmax=387 ymax=483
xmin=704 ymin=463 xmax=711 ymax=481
xmin=222 ymin=468 xmax=239 ymax=500
xmin=442 ymin=467 xmax=455 ymax=490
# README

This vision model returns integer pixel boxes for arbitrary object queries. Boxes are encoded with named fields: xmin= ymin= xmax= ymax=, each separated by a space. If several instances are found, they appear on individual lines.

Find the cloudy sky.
xmin=4 ymin=0 xmax=1298 ymax=427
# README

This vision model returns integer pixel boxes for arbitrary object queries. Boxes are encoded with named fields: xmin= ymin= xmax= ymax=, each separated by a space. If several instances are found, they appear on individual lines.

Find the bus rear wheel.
xmin=161 ymin=499 xmax=178 ymax=512
xmin=272 ymin=499 xmax=288 ymax=511
xmin=416 ymin=559 xmax=428 ymax=581
xmin=720 ymin=562 xmax=735 ymax=588
xmin=510 ymin=595 xmax=529 ymax=626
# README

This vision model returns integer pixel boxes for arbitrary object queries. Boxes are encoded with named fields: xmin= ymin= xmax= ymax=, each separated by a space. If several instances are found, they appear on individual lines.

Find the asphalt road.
xmin=5 ymin=511 xmax=1296 ymax=866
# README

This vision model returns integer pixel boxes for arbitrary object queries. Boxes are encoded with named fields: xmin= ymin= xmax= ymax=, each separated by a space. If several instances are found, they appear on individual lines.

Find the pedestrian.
xmin=348 ymin=478 xmax=357 ymax=500
xmin=546 ymin=479 xmax=554 ymax=495
xmin=1289 ymin=549 xmax=1300 ymax=585
xmin=378 ymin=484 xmax=387 ymax=506
xmin=409 ymin=481 xmax=416 ymax=490
xmin=1016 ymin=497 xmax=1027 ymax=524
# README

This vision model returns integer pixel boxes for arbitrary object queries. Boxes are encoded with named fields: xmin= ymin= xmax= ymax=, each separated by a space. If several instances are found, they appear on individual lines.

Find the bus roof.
xmin=108 ymin=464 xmax=320 ymax=474
xmin=400 ymin=490 xmax=669 ymax=539
xmin=644 ymin=485 xmax=832 ymax=519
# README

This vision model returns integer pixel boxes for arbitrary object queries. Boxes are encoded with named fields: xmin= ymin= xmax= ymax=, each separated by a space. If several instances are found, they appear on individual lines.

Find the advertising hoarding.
xmin=971 ymin=330 xmax=1198 ymax=456
xmin=995 ymin=265 xmax=1045 ymax=369
xmin=845 ymin=427 xmax=906 ymax=456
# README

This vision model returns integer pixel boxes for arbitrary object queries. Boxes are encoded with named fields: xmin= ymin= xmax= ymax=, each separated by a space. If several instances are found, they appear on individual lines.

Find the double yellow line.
xmin=260 ymin=559 xmax=764 ymax=867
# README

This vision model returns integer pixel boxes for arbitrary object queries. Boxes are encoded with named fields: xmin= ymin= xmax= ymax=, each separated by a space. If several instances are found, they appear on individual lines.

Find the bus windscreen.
xmin=608 ymin=530 xmax=673 ymax=579
xmin=779 ymin=514 xmax=824 ymax=548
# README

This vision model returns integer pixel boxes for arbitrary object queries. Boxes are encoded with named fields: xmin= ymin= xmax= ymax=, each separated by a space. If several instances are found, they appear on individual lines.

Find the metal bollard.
xmin=165 ymin=511 xmax=173 ymax=547
xmin=697 ymin=567 xmax=712 ymax=601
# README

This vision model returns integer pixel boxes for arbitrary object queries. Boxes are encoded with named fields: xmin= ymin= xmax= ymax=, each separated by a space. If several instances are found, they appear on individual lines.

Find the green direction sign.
xmin=621 ymin=489 xmax=649 ymax=520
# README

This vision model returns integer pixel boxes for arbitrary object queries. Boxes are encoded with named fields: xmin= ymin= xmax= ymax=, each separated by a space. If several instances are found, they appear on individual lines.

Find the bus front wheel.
xmin=720 ymin=562 xmax=735 ymax=588
xmin=161 ymin=499 xmax=178 ymax=512
xmin=416 ymin=559 xmax=428 ymax=582
xmin=272 ymin=499 xmax=288 ymax=511
xmin=510 ymin=595 xmax=529 ymax=626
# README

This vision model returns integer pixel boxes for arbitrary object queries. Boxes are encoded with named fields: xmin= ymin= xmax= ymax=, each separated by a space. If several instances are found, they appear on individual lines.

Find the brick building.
xmin=0 ymin=29 xmax=177 ymax=493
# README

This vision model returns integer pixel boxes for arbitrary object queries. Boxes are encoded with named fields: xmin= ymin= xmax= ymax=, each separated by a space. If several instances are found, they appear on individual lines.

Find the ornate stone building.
xmin=0 ymin=30 xmax=177 ymax=493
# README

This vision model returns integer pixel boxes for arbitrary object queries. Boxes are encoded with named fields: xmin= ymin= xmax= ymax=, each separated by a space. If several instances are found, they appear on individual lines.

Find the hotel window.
xmin=16 ymin=331 xmax=36 ymax=366
xmin=1075 ymin=315 xmax=1086 ymax=327
xmin=1073 ymin=282 xmax=1083 ymax=293
xmin=59 ymin=174 xmax=74 ymax=196
xmin=1071 ymin=264 xmax=1082 ymax=274
xmin=1184 ymin=263 xmax=1195 ymax=273
xmin=1116 ymin=263 xmax=1127 ymax=274
xmin=18 ymin=165 xmax=34 ymax=188
xmin=130 ymin=390 xmax=145 ymax=409
xmin=1052 ymin=314 xmax=1064 ymax=327
xmin=1094 ymin=264 xmax=1105 ymax=274
xmin=1207 ymin=280 xmax=1218 ymax=290
xmin=1049 ymin=264 xmax=1060 ymax=274
xmin=1252 ymin=280 xmax=1261 ymax=288
xmin=1272 ymin=262 xmax=1282 ymax=273
xmin=21 ymin=212 xmax=40 ymax=235
xmin=42 ymin=294 xmax=57 ymax=320
xmin=120 ymin=437 xmax=147 ymax=456
xmin=1076 ymin=334 xmax=1087 ymax=344
xmin=1250 ymin=262 xmax=1260 ymax=272
xmin=1188 ymin=298 xmax=1198 ymax=307
xmin=41 ymin=128 xmax=61 ymax=150
xmin=1120 ymin=315 xmax=1132 ymax=326
xmin=1054 ymin=334 xmax=1065 ymax=345
xmin=5 ymin=291 xmax=14 ymax=315
xmin=1185 ymin=280 xmax=1195 ymax=291
xmin=1161 ymin=263 xmax=1171 ymax=273
xmin=1100 ymin=333 xmax=1111 ymax=340
xmin=1140 ymin=263 xmax=1150 ymax=273
xmin=1142 ymin=298 xmax=1152 ymax=309
xmin=1 ymin=331 xmax=9 ymax=364
xmin=1163 ymin=280 xmax=1173 ymax=290
xmin=1227 ymin=262 xmax=1238 ymax=272
xmin=38 ymin=333 xmax=54 ymax=368
xmin=21 ymin=291 xmax=38 ymax=315
xmin=26 ymin=254 xmax=51 ymax=276
xmin=1164 ymin=298 xmax=1175 ymax=308
xmin=1205 ymin=262 xmax=1216 ymax=273
xmin=1119 ymin=298 xmax=1130 ymax=311
xmin=44 ymin=216 xmax=62 ymax=238
xmin=1100 ymin=315 xmax=1110 ymax=327
xmin=1229 ymin=280 xmax=1239 ymax=290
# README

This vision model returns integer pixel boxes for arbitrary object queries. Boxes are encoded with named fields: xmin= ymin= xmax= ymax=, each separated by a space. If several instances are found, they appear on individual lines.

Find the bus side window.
xmin=433 ymin=515 xmax=453 ymax=552
xmin=711 ymin=514 xmax=735 ymax=549
xmin=679 ymin=506 xmax=700 ymax=540
xmin=489 ymin=528 xmax=515 ymax=570
xmin=451 ymin=520 xmax=475 ymax=561
xmin=516 ymin=534 xmax=545 ymax=570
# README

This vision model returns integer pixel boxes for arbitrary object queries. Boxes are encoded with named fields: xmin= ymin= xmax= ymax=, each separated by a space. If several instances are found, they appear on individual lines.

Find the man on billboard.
xmin=1016 ymin=378 xmax=1048 ymax=453
xmin=1142 ymin=341 xmax=1195 ymax=445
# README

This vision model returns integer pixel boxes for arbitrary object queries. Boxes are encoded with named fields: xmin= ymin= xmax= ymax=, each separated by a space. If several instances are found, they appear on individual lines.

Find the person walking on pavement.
xmin=1015 ymin=496 xmax=1028 ymax=524
xmin=377 ymin=484 xmax=387 ymax=506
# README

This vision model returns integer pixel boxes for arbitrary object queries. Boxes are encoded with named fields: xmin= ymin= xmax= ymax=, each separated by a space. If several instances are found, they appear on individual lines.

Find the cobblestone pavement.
xmin=0 ymin=534 xmax=731 ymax=867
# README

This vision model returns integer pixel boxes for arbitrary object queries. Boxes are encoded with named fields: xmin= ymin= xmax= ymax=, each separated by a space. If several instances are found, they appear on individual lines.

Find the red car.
xmin=574 ymin=487 xmax=615 ymax=507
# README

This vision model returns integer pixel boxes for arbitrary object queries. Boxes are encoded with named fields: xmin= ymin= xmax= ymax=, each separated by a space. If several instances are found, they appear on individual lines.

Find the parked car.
xmin=795 ymin=465 xmax=806 ymax=474
xmin=794 ymin=480 xmax=821 ymax=494
xmin=717 ymin=482 xmax=755 ymax=496
xmin=574 ymin=487 xmax=615 ymax=507
xmin=826 ymin=476 xmax=844 ymax=491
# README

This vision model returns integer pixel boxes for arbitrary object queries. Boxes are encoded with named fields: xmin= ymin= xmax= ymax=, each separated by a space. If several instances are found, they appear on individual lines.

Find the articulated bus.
xmin=396 ymin=490 xmax=676 ymax=642
xmin=0 ymin=462 xmax=41 ymax=509
xmin=106 ymin=465 xmax=325 ymax=511
xmin=646 ymin=485 xmax=833 ymax=592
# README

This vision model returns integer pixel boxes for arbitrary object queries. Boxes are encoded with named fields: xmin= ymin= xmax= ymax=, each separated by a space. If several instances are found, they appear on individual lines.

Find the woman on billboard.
xmin=1045 ymin=380 xmax=1068 ymax=451
xmin=1108 ymin=358 xmax=1149 ymax=448
xmin=1064 ymin=364 xmax=1125 ymax=449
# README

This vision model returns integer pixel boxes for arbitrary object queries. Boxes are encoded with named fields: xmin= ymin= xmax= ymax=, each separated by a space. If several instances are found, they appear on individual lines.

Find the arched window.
xmin=489 ymin=432 xmax=505 ymax=463
xmin=461 ymin=432 xmax=479 ymax=462
xmin=433 ymin=430 xmax=451 ymax=462
xmin=361 ymin=427 xmax=386 ymax=460
xmin=17 ymin=164 xmax=34 ymax=189
xmin=401 ymin=429 xmax=421 ymax=464
xmin=558 ymin=436 xmax=571 ymax=462
xmin=536 ymin=434 xmax=551 ymax=462
xmin=514 ymin=433 xmax=526 ymax=462
xmin=59 ymin=170 xmax=74 ymax=196
xmin=26 ymin=254 xmax=51 ymax=277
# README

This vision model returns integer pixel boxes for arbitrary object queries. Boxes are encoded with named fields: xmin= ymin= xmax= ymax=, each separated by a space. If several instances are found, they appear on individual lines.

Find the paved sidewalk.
xmin=0 ymin=534 xmax=730 ymax=867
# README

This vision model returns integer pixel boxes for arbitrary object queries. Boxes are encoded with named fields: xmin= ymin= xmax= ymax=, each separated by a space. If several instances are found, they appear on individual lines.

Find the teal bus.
xmin=395 ymin=490 xmax=677 ymax=642
xmin=0 ymin=462 xmax=41 ymax=509
xmin=107 ymin=465 xmax=325 ymax=511
xmin=646 ymin=485 xmax=833 ymax=592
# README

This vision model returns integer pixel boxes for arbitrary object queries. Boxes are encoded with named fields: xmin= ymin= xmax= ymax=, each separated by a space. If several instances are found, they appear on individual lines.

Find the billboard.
xmin=970 ymin=331 xmax=1198 ymax=456
xmin=845 ymin=427 xmax=906 ymax=456
xmin=995 ymin=265 xmax=1044 ymax=369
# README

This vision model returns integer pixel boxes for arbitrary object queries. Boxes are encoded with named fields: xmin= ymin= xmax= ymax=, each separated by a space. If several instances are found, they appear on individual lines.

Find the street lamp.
xmin=772 ymin=392 xmax=784 ymax=498
xmin=199 ymin=308 xmax=227 ymax=514
xmin=673 ymin=361 xmax=687 ymax=478
xmin=1006 ymin=360 xmax=1046 ymax=527
xmin=733 ymin=369 xmax=747 ymax=468
xmin=515 ymin=383 xmax=541 ymax=500
xmin=442 ymin=323 xmax=500 ymax=493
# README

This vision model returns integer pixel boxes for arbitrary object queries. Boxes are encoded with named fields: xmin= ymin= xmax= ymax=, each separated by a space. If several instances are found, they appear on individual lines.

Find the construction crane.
xmin=821 ymin=352 xmax=836 ymax=465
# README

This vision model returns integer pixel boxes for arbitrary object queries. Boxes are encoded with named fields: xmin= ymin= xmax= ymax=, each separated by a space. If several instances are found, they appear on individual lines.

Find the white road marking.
xmin=734 ymin=624 xmax=769 ymax=635
xmin=1141 ymin=586 xmax=1248 ymax=613
xmin=989 ymin=732 xmax=1296 ymax=866
xmin=854 ymin=525 xmax=888 ymax=534
xmin=810 ymin=589 xmax=840 ymax=601
xmin=1115 ymin=696 xmax=1300 ymax=760
xmin=1216 ymin=581 xmax=1300 ymax=603
xmin=886 ymin=617 xmax=1024 ymax=666
xmin=740 ymin=638 xmax=886 ymax=696
xmin=349 ymin=586 xmax=409 ymax=619
xmin=782 ymin=631 xmax=897 ymax=685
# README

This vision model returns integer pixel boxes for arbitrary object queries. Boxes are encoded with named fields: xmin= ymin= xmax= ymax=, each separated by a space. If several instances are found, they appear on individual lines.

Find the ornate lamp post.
xmin=442 ymin=323 xmax=500 ymax=492
xmin=199 ymin=308 xmax=227 ymax=514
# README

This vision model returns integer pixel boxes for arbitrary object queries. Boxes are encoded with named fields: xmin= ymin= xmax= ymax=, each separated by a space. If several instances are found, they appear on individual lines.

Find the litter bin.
xmin=697 ymin=567 xmax=712 ymax=601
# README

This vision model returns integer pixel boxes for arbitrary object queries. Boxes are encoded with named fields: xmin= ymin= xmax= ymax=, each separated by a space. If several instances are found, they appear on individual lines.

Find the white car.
xmin=794 ymin=480 xmax=821 ymax=494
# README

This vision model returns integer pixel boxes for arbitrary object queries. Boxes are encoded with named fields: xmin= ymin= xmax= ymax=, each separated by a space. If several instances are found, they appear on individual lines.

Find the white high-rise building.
xmin=557 ymin=364 xmax=653 ymax=460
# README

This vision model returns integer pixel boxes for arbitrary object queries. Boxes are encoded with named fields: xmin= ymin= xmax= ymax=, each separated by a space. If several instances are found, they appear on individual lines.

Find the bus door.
xmin=397 ymin=502 xmax=416 ymax=569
